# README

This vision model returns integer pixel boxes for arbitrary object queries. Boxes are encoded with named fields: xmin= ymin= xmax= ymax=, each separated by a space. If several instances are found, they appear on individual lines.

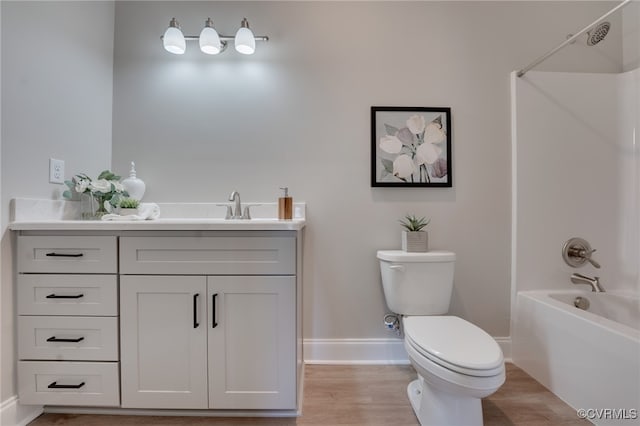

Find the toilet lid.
xmin=403 ymin=316 xmax=504 ymax=377
xmin=377 ymin=250 xmax=455 ymax=263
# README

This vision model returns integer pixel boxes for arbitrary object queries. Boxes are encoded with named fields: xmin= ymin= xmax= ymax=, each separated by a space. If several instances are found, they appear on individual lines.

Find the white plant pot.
xmin=119 ymin=208 xmax=139 ymax=216
xmin=402 ymin=231 xmax=428 ymax=252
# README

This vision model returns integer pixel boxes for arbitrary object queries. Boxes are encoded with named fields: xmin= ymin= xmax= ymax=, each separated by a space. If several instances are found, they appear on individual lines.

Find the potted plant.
xmin=399 ymin=214 xmax=430 ymax=252
xmin=118 ymin=197 xmax=140 ymax=216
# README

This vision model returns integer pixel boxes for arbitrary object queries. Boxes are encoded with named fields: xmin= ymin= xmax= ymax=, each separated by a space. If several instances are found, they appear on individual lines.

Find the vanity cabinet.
xmin=16 ymin=236 xmax=120 ymax=407
xmin=119 ymin=235 xmax=298 ymax=410
xmin=14 ymin=228 xmax=302 ymax=414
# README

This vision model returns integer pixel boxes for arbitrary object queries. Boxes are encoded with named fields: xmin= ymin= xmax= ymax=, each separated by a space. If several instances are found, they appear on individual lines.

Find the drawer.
xmin=19 ymin=316 xmax=118 ymax=361
xmin=120 ymin=236 xmax=295 ymax=275
xmin=18 ymin=236 xmax=117 ymax=274
xmin=18 ymin=275 xmax=117 ymax=316
xmin=18 ymin=361 xmax=119 ymax=406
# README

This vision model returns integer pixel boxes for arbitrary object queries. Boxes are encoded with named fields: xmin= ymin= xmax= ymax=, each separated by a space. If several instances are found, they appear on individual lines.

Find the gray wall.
xmin=1 ymin=0 xmax=115 ymax=402
xmin=111 ymin=1 xmax=622 ymax=343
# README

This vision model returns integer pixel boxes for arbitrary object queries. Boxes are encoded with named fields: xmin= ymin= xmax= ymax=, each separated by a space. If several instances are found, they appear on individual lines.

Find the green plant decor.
xmin=119 ymin=198 xmax=140 ymax=209
xmin=399 ymin=214 xmax=430 ymax=232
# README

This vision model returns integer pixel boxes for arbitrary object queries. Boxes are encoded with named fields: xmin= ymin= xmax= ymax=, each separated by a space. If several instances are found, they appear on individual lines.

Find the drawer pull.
xmin=46 ymin=293 xmax=84 ymax=299
xmin=212 ymin=293 xmax=218 ymax=328
xmin=46 ymin=336 xmax=85 ymax=343
xmin=45 ymin=252 xmax=84 ymax=258
xmin=48 ymin=381 xmax=86 ymax=389
xmin=193 ymin=293 xmax=200 ymax=329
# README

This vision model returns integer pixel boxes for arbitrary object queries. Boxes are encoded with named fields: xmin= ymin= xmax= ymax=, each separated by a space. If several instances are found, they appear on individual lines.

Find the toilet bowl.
xmin=403 ymin=316 xmax=505 ymax=426
xmin=377 ymin=250 xmax=505 ymax=426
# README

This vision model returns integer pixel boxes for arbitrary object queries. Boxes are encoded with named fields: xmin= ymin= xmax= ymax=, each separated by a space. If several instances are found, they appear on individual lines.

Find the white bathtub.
xmin=513 ymin=290 xmax=640 ymax=425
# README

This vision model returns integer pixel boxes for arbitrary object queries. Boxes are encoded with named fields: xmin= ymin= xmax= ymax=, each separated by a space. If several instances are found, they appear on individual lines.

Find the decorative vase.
xmin=121 ymin=161 xmax=146 ymax=201
xmin=80 ymin=194 xmax=108 ymax=220
xmin=402 ymin=231 xmax=428 ymax=252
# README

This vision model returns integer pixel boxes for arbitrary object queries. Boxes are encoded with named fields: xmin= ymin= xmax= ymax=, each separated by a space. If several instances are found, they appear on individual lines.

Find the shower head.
xmin=586 ymin=21 xmax=610 ymax=46
xmin=566 ymin=21 xmax=611 ymax=47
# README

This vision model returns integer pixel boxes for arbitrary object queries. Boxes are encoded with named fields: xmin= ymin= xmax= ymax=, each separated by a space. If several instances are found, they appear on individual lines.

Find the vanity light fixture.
xmin=199 ymin=18 xmax=223 ymax=54
xmin=161 ymin=17 xmax=268 ymax=56
xmin=162 ymin=18 xmax=186 ymax=55
xmin=234 ymin=18 xmax=256 ymax=55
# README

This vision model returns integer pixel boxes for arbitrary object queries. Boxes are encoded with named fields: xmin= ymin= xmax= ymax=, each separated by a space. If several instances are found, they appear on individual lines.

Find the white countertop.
xmin=9 ymin=199 xmax=306 ymax=231
xmin=9 ymin=218 xmax=306 ymax=231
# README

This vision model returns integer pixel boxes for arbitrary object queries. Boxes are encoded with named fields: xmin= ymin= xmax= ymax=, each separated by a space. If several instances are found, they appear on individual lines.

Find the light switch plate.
xmin=49 ymin=158 xmax=65 ymax=184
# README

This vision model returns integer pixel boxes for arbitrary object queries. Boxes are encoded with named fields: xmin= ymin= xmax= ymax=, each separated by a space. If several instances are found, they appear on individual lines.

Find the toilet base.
xmin=407 ymin=375 xmax=483 ymax=426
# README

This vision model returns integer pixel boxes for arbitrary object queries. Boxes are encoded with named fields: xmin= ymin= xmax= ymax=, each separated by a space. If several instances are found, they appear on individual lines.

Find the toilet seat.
xmin=403 ymin=316 xmax=504 ymax=377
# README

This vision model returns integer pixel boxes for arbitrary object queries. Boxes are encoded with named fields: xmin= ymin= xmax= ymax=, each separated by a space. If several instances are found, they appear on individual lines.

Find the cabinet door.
xmin=208 ymin=276 xmax=296 ymax=409
xmin=120 ymin=276 xmax=207 ymax=409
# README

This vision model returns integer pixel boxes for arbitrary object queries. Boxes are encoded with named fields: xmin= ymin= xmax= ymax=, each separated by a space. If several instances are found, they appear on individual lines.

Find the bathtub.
xmin=513 ymin=290 xmax=639 ymax=425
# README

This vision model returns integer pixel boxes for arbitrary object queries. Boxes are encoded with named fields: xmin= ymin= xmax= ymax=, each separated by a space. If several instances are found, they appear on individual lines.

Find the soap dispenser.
xmin=278 ymin=187 xmax=293 ymax=220
xmin=121 ymin=162 xmax=146 ymax=201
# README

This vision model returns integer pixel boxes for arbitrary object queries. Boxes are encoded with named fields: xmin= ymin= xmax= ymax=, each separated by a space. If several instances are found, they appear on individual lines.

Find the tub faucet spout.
xmin=570 ymin=273 xmax=605 ymax=292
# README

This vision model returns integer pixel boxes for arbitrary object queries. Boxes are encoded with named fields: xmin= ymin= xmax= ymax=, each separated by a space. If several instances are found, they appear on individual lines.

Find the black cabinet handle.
xmin=48 ymin=381 xmax=85 ymax=389
xmin=46 ymin=252 xmax=84 ymax=257
xmin=193 ymin=293 xmax=200 ymax=328
xmin=46 ymin=293 xmax=84 ymax=299
xmin=47 ymin=336 xmax=85 ymax=343
xmin=212 ymin=293 xmax=218 ymax=328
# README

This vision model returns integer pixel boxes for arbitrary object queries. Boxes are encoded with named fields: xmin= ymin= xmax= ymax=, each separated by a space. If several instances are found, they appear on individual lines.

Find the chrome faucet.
xmin=228 ymin=190 xmax=242 ymax=219
xmin=571 ymin=273 xmax=605 ymax=293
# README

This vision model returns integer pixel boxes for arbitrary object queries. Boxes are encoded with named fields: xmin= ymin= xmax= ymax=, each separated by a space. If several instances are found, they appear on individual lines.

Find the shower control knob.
xmin=562 ymin=237 xmax=601 ymax=269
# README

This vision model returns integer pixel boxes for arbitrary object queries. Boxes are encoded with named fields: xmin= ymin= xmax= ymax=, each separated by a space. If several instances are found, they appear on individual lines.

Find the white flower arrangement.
xmin=63 ymin=170 xmax=129 ymax=214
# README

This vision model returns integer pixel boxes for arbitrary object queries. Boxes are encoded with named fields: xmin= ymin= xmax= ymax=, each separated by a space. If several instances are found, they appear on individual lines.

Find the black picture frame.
xmin=371 ymin=106 xmax=452 ymax=187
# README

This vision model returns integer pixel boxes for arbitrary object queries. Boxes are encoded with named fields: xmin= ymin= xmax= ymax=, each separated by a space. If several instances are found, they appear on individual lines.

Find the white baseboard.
xmin=0 ymin=396 xmax=42 ymax=426
xmin=304 ymin=337 xmax=512 ymax=365
xmin=304 ymin=338 xmax=409 ymax=365
xmin=495 ymin=337 xmax=512 ymax=362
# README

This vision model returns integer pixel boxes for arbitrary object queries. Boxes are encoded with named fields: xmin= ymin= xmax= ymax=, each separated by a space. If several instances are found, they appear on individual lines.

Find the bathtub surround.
xmin=511 ymin=67 xmax=639 ymax=415
xmin=0 ymin=1 xmax=634 ymax=424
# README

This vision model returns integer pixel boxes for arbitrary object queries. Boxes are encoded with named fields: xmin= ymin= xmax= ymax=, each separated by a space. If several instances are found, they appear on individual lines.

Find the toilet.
xmin=377 ymin=250 xmax=505 ymax=426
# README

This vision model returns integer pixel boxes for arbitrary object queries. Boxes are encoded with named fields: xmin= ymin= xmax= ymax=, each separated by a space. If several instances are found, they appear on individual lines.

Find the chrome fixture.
xmin=161 ymin=17 xmax=268 ymax=55
xmin=573 ymin=296 xmax=590 ymax=310
xmin=228 ymin=191 xmax=242 ymax=219
xmin=516 ymin=0 xmax=631 ymax=77
xmin=567 ymin=21 xmax=611 ymax=47
xmin=562 ymin=237 xmax=601 ymax=269
xmin=384 ymin=313 xmax=401 ymax=336
xmin=218 ymin=196 xmax=258 ymax=220
xmin=571 ymin=273 xmax=605 ymax=293
xmin=586 ymin=21 xmax=611 ymax=46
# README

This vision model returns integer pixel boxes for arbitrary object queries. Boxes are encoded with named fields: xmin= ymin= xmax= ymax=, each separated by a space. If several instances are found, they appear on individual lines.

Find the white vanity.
xmin=10 ymin=199 xmax=305 ymax=416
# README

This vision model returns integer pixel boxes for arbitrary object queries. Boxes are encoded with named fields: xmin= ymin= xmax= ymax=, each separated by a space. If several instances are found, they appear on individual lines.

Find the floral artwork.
xmin=371 ymin=107 xmax=452 ymax=187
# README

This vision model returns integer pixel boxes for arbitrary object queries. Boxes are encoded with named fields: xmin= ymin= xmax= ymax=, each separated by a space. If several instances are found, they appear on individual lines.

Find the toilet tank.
xmin=377 ymin=250 xmax=456 ymax=315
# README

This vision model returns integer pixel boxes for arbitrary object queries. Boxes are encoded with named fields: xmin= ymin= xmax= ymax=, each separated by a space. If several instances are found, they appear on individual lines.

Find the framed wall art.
xmin=371 ymin=106 xmax=452 ymax=187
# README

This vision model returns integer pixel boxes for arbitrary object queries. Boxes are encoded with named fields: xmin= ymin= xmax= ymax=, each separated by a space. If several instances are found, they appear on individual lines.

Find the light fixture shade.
xmin=235 ymin=18 xmax=256 ymax=55
xmin=199 ymin=18 xmax=222 ymax=55
xmin=163 ymin=18 xmax=185 ymax=55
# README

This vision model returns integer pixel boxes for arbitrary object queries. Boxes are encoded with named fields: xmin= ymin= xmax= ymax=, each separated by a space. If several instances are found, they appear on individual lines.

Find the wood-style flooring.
xmin=29 ymin=363 xmax=589 ymax=426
